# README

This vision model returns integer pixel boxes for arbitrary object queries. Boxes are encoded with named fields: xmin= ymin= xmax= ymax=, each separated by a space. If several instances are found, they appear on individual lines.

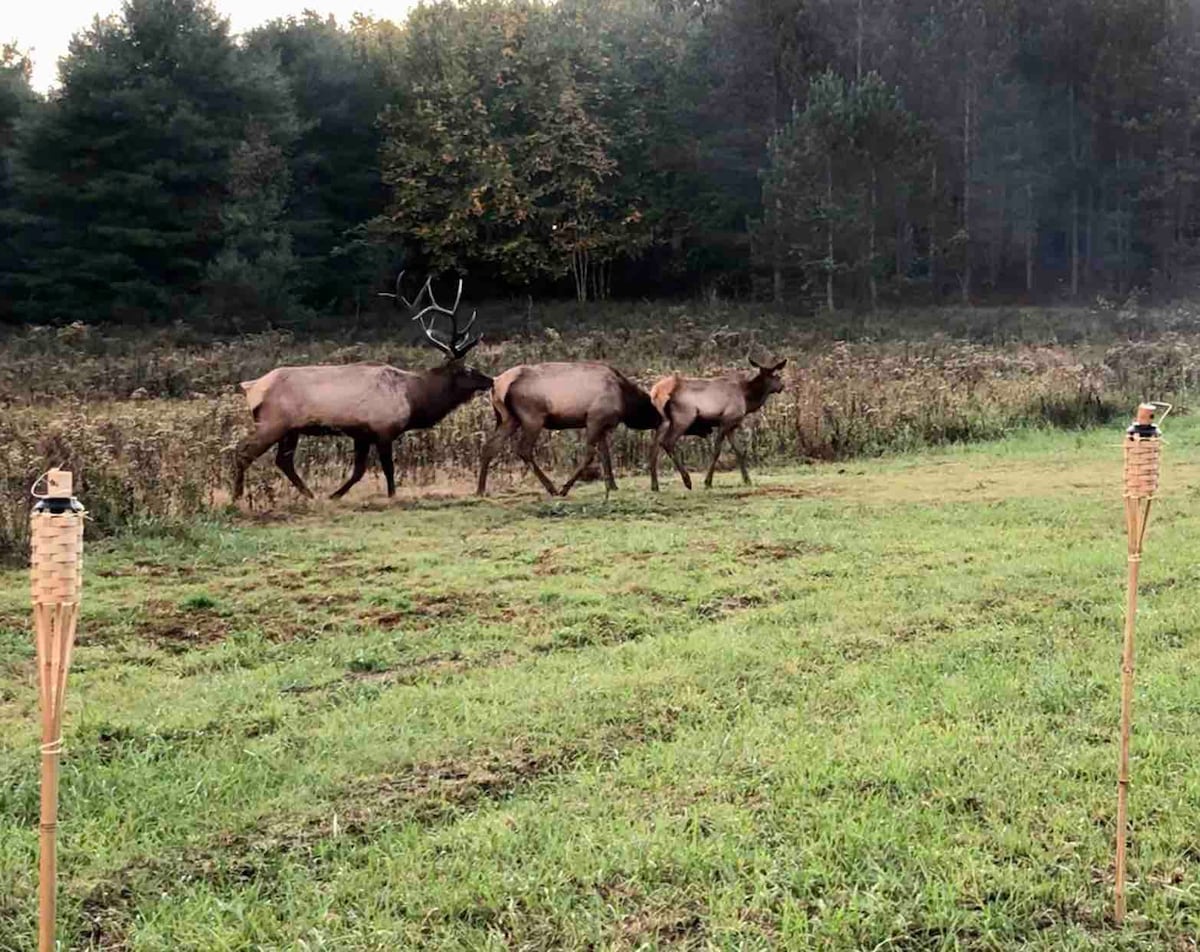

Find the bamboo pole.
xmin=1114 ymin=404 xmax=1166 ymax=925
xmin=30 ymin=469 xmax=84 ymax=952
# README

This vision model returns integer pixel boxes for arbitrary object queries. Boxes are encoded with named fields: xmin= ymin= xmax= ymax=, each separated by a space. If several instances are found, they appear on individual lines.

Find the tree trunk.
xmin=1086 ymin=184 xmax=1095 ymax=289
xmin=856 ymin=0 xmax=864 ymax=82
xmin=1114 ymin=151 xmax=1126 ymax=295
xmin=1025 ymin=182 xmax=1035 ymax=294
xmin=962 ymin=79 xmax=972 ymax=305
xmin=929 ymin=155 xmax=938 ymax=292
xmin=1068 ymin=84 xmax=1079 ymax=298
xmin=990 ymin=181 xmax=1005 ymax=291
xmin=868 ymin=164 xmax=878 ymax=311
xmin=1071 ymin=187 xmax=1080 ymax=298
xmin=826 ymin=153 xmax=835 ymax=312
xmin=773 ymin=195 xmax=784 ymax=303
xmin=572 ymin=246 xmax=589 ymax=302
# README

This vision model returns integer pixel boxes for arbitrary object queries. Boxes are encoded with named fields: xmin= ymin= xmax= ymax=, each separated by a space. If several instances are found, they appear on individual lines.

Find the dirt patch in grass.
xmin=364 ymin=591 xmax=524 ymax=630
xmin=614 ymin=905 xmax=707 ymax=950
xmin=738 ymin=540 xmax=834 ymax=560
xmin=348 ymin=743 xmax=577 ymax=824
xmin=292 ymin=591 xmax=361 ymax=609
xmin=78 ymin=716 xmax=282 ymax=767
xmin=590 ymin=878 xmax=710 ymax=950
xmin=130 ymin=600 xmax=232 ymax=649
xmin=262 ymin=570 xmax=314 ymax=591
xmin=293 ymin=649 xmax=521 ymax=710
xmin=693 ymin=590 xmax=774 ymax=620
xmin=626 ymin=585 xmax=690 ymax=608
xmin=95 ymin=560 xmax=199 ymax=580
xmin=731 ymin=485 xmax=813 ymax=500
xmin=343 ymin=649 xmax=520 ymax=686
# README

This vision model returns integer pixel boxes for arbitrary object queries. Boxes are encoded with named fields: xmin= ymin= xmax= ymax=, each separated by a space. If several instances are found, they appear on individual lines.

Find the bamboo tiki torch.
xmin=30 ymin=469 xmax=85 ymax=952
xmin=1114 ymin=403 xmax=1167 ymax=925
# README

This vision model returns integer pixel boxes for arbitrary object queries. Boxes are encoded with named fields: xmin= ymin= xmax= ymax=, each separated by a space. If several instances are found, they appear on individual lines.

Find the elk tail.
xmin=239 ymin=375 xmax=271 ymax=421
xmin=491 ymin=367 xmax=523 ymax=425
xmin=649 ymin=374 xmax=681 ymax=415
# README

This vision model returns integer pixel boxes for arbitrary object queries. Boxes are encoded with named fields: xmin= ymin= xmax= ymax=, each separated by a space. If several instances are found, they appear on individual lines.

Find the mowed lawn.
xmin=3 ymin=422 xmax=1200 ymax=950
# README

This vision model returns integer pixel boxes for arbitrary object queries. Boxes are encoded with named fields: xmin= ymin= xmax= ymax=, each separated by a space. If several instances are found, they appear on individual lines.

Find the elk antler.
xmin=378 ymin=270 xmax=431 ymax=310
xmin=412 ymin=277 xmax=480 ymax=359
xmin=749 ymin=354 xmax=787 ymax=372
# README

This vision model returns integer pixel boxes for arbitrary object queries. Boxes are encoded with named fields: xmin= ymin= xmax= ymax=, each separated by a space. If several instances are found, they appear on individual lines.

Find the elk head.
xmin=748 ymin=355 xmax=787 ymax=395
xmin=412 ymin=276 xmax=492 ymax=394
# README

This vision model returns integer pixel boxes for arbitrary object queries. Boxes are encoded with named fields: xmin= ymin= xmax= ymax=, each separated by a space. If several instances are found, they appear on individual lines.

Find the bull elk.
xmin=477 ymin=362 xmax=662 ymax=497
xmin=232 ymin=275 xmax=491 ymax=500
xmin=648 ymin=356 xmax=787 ymax=491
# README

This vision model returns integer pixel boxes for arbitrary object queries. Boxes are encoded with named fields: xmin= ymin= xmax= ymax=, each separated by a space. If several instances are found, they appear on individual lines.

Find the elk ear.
xmin=748 ymin=355 xmax=764 ymax=370
xmin=771 ymin=358 xmax=788 ymax=372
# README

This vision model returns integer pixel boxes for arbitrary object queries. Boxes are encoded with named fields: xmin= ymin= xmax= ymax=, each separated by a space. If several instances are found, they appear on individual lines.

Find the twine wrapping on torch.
xmin=30 ymin=469 xmax=84 ymax=952
xmin=1114 ymin=403 xmax=1168 ymax=926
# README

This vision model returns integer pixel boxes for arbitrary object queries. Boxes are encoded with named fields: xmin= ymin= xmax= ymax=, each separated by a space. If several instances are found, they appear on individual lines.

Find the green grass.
xmin=3 ymin=421 xmax=1200 ymax=949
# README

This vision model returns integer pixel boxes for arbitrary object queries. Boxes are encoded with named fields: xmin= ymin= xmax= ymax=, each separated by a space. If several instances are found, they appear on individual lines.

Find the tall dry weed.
xmin=4 ymin=303 xmax=1194 ymax=560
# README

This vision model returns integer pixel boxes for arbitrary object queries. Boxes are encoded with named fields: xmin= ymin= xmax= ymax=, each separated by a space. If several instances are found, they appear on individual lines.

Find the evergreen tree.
xmin=246 ymin=14 xmax=390 ymax=310
xmin=0 ymin=45 xmax=37 ymax=322
xmin=15 ymin=0 xmax=292 ymax=323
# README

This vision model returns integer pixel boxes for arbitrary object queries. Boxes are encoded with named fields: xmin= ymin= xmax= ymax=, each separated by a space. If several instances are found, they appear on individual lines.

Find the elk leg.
xmin=727 ymin=429 xmax=752 ymax=485
xmin=598 ymin=433 xmax=618 ymax=491
xmin=660 ymin=420 xmax=693 ymax=491
xmin=477 ymin=416 xmax=518 ymax=496
xmin=558 ymin=442 xmax=598 ymax=497
xmin=667 ymin=443 xmax=693 ymax=490
xmin=649 ymin=422 xmax=667 ymax=492
xmin=329 ymin=438 xmax=371 ymax=499
xmin=274 ymin=431 xmax=315 ymax=499
xmin=233 ymin=425 xmax=288 ymax=500
xmin=702 ymin=430 xmax=728 ymax=489
xmin=560 ymin=421 xmax=612 ymax=497
xmin=376 ymin=439 xmax=396 ymax=497
xmin=515 ymin=426 xmax=560 ymax=496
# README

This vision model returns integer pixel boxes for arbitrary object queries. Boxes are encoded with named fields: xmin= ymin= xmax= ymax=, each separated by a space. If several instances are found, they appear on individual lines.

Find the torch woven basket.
xmin=1123 ymin=435 xmax=1161 ymax=499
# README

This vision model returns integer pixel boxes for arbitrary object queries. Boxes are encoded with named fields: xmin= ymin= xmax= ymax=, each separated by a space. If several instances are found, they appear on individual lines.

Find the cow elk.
xmin=232 ymin=275 xmax=492 ymax=501
xmin=477 ymin=362 xmax=662 ymax=497
xmin=649 ymin=356 xmax=788 ymax=491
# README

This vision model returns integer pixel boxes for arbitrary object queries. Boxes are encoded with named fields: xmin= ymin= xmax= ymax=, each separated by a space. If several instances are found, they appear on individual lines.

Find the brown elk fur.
xmin=649 ymin=357 xmax=787 ymax=491
xmin=477 ymin=361 xmax=661 ymax=497
xmin=232 ymin=276 xmax=490 ymax=501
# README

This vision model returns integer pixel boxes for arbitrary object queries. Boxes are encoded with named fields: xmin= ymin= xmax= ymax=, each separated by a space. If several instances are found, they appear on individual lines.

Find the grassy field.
xmin=3 ymin=416 xmax=1200 ymax=949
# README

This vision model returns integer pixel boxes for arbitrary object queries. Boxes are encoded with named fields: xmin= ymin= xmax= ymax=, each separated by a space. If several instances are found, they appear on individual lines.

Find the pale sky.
xmin=7 ymin=0 xmax=420 ymax=93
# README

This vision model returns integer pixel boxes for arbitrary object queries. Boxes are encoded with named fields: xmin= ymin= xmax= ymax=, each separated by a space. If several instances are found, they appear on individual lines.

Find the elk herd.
xmin=233 ymin=276 xmax=788 ymax=501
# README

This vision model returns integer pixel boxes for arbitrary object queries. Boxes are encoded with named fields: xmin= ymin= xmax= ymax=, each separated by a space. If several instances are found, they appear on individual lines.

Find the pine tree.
xmin=0 ymin=45 xmax=37 ymax=322
xmin=246 ymin=14 xmax=390 ymax=310
xmin=15 ymin=0 xmax=292 ymax=323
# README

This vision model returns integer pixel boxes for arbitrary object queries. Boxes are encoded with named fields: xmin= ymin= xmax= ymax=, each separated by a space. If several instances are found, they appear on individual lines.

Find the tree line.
xmin=2 ymin=0 xmax=1200 ymax=325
